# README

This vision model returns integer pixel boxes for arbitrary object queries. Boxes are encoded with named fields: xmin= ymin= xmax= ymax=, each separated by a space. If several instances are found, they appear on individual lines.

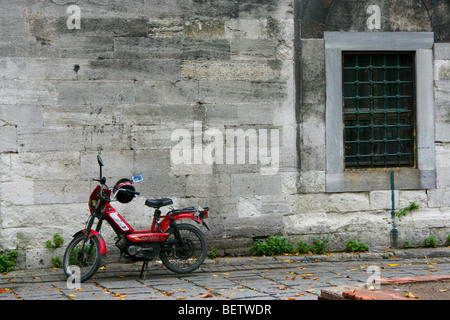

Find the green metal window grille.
xmin=342 ymin=52 xmax=416 ymax=169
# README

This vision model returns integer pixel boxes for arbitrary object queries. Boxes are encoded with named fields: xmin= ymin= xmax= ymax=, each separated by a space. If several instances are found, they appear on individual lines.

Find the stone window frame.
xmin=324 ymin=32 xmax=435 ymax=192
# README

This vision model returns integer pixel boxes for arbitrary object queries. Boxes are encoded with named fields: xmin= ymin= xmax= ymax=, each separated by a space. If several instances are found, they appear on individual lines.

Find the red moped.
xmin=63 ymin=155 xmax=209 ymax=282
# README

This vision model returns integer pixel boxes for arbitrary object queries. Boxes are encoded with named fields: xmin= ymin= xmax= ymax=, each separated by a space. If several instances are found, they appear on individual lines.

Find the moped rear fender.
xmin=159 ymin=213 xmax=210 ymax=231
xmin=73 ymin=229 xmax=107 ymax=257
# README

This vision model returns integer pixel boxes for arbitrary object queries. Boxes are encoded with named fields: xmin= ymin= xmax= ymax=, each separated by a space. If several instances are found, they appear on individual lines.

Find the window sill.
xmin=326 ymin=168 xmax=435 ymax=192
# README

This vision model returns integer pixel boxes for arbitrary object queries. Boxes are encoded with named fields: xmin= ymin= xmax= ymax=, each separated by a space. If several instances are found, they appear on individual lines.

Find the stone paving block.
xmin=215 ymin=287 xmax=269 ymax=299
xmin=0 ymin=288 xmax=20 ymax=300
xmin=96 ymin=279 xmax=144 ymax=289
xmin=124 ymin=293 xmax=155 ymax=300
xmin=12 ymin=283 xmax=65 ymax=300
xmin=186 ymin=275 xmax=237 ymax=289
xmin=151 ymin=285 xmax=214 ymax=300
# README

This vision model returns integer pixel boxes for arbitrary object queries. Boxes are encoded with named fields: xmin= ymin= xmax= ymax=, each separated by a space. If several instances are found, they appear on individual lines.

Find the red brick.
xmin=378 ymin=275 xmax=450 ymax=285
xmin=343 ymin=289 xmax=416 ymax=300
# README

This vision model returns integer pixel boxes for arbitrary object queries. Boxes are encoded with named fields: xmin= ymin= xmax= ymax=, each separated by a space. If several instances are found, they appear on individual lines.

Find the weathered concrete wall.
xmin=0 ymin=0 xmax=296 ymax=268
xmin=0 ymin=0 xmax=448 ymax=269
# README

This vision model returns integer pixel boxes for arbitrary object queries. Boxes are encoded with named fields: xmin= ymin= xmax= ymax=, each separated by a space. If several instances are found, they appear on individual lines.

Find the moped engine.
xmin=124 ymin=243 xmax=161 ymax=260
xmin=116 ymin=236 xmax=161 ymax=260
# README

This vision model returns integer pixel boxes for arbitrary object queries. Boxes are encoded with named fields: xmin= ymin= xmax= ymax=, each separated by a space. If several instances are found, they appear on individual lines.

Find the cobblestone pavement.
xmin=1 ymin=248 xmax=449 ymax=301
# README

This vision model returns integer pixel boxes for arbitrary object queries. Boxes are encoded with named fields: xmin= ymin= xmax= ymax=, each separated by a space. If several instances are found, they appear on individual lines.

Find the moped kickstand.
xmin=140 ymin=261 xmax=149 ymax=279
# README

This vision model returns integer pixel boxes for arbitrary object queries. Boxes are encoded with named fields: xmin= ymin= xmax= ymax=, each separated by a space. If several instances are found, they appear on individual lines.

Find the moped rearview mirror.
xmin=97 ymin=155 xmax=104 ymax=167
xmin=132 ymin=174 xmax=144 ymax=183
xmin=97 ymin=155 xmax=104 ymax=181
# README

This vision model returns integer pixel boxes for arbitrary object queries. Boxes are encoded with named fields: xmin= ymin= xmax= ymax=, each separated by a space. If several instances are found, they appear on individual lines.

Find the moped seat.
xmin=145 ymin=198 xmax=173 ymax=208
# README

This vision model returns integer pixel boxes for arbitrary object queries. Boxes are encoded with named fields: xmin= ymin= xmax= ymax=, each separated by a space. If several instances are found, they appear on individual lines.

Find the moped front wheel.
xmin=63 ymin=233 xmax=101 ymax=283
xmin=160 ymin=223 xmax=207 ymax=274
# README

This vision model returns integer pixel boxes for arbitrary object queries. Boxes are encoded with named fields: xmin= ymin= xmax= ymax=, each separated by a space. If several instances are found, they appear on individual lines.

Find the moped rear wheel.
xmin=63 ymin=233 xmax=101 ymax=283
xmin=160 ymin=223 xmax=207 ymax=274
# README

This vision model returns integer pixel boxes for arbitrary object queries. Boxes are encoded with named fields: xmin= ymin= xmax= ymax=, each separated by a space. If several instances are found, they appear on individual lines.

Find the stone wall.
xmin=0 ymin=0 xmax=449 ymax=269
xmin=293 ymin=0 xmax=450 ymax=251
xmin=0 ymin=0 xmax=296 ymax=268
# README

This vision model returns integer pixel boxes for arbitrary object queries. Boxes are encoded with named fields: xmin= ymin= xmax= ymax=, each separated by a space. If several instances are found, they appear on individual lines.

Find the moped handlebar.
xmin=93 ymin=177 xmax=106 ymax=184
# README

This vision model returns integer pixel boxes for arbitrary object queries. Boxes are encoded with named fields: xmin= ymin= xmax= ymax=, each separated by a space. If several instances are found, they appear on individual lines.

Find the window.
xmin=324 ymin=32 xmax=435 ymax=192
xmin=343 ymin=52 xmax=415 ymax=169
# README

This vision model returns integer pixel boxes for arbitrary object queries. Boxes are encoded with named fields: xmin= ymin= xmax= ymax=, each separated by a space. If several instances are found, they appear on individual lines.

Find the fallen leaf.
xmin=178 ymin=289 xmax=186 ymax=292
xmin=405 ymin=292 xmax=418 ymax=299
xmin=305 ymin=289 xmax=315 ymax=293
xmin=161 ymin=292 xmax=174 ymax=297
xmin=277 ymin=286 xmax=288 ymax=290
xmin=286 ymin=297 xmax=295 ymax=300
xmin=69 ymin=294 xmax=77 ymax=297
xmin=200 ymin=294 xmax=213 ymax=298
xmin=295 ymin=293 xmax=305 ymax=296
xmin=387 ymin=264 xmax=399 ymax=267
xmin=439 ymin=289 xmax=447 ymax=292
xmin=0 ymin=289 xmax=5 ymax=294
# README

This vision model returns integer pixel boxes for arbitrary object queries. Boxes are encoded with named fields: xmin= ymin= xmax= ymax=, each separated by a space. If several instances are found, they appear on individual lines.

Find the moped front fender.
xmin=73 ymin=229 xmax=107 ymax=257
